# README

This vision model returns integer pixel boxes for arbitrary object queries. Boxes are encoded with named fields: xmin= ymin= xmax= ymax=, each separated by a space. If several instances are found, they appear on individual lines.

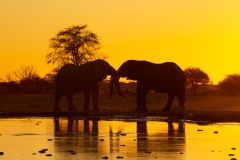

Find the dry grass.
xmin=0 ymin=93 xmax=240 ymax=113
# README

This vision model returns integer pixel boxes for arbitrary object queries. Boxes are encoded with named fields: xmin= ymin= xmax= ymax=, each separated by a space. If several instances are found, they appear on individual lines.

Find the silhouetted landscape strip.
xmin=0 ymin=111 xmax=240 ymax=122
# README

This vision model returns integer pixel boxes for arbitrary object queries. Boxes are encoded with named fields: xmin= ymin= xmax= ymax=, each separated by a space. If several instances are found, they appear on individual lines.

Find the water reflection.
xmin=54 ymin=118 xmax=99 ymax=135
xmin=136 ymin=121 xmax=185 ymax=154
xmin=53 ymin=118 xmax=186 ymax=159
xmin=1 ymin=119 xmax=240 ymax=159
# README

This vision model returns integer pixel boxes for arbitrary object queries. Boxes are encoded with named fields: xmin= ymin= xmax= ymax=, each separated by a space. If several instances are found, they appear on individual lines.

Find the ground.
xmin=0 ymin=93 xmax=240 ymax=122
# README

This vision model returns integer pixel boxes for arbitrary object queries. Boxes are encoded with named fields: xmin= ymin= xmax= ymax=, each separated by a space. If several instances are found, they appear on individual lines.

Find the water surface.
xmin=0 ymin=117 xmax=239 ymax=160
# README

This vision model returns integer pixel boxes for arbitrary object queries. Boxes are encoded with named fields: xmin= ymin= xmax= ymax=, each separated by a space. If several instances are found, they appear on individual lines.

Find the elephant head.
xmin=92 ymin=59 xmax=114 ymax=82
xmin=117 ymin=60 xmax=149 ymax=80
xmin=109 ymin=60 xmax=149 ymax=98
xmin=92 ymin=59 xmax=125 ymax=97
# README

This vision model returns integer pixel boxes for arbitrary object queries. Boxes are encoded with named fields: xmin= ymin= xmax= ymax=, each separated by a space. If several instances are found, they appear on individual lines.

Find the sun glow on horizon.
xmin=0 ymin=0 xmax=240 ymax=84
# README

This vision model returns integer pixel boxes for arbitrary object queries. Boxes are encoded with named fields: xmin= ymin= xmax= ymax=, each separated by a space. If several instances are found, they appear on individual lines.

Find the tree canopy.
xmin=46 ymin=25 xmax=108 ymax=68
xmin=184 ymin=67 xmax=210 ymax=94
xmin=218 ymin=74 xmax=240 ymax=95
xmin=12 ymin=65 xmax=39 ymax=82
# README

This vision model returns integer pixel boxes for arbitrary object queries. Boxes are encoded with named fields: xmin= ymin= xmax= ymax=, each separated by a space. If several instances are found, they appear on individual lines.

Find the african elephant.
xmin=53 ymin=59 xmax=124 ymax=112
xmin=109 ymin=60 xmax=186 ymax=112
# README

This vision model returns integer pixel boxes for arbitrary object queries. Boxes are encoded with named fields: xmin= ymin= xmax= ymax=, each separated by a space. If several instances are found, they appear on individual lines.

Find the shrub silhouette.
xmin=218 ymin=74 xmax=240 ymax=95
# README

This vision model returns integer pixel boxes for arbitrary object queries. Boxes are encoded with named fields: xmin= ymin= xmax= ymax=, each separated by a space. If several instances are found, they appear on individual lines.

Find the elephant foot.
xmin=53 ymin=108 xmax=61 ymax=112
xmin=134 ymin=108 xmax=141 ymax=112
xmin=180 ymin=106 xmax=185 ymax=110
xmin=161 ymin=107 xmax=171 ymax=112
xmin=141 ymin=108 xmax=148 ymax=112
xmin=134 ymin=108 xmax=148 ymax=112
xmin=92 ymin=108 xmax=100 ymax=112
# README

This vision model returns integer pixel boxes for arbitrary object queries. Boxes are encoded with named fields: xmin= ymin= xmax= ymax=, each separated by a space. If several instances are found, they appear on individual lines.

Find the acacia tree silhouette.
xmin=12 ymin=65 xmax=41 ymax=93
xmin=184 ymin=67 xmax=210 ymax=94
xmin=46 ymin=25 xmax=108 ymax=68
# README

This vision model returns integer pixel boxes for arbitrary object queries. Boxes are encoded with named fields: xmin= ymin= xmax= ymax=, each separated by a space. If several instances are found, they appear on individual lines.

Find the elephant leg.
xmin=53 ymin=94 xmax=62 ymax=112
xmin=162 ymin=93 xmax=175 ymax=112
xmin=136 ymin=89 xmax=142 ymax=112
xmin=141 ymin=89 xmax=148 ymax=112
xmin=135 ymin=85 xmax=148 ymax=112
xmin=66 ymin=94 xmax=77 ymax=111
xmin=167 ymin=122 xmax=175 ymax=136
xmin=176 ymin=94 xmax=185 ymax=110
xmin=82 ymin=90 xmax=90 ymax=112
xmin=92 ymin=83 xmax=100 ymax=112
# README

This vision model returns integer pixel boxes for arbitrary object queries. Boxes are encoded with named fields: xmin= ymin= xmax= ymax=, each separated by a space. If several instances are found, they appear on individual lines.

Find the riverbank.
xmin=0 ymin=94 xmax=240 ymax=122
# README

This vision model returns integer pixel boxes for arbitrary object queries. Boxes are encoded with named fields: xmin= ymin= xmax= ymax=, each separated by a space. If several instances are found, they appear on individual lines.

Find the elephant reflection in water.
xmin=167 ymin=122 xmax=185 ymax=137
xmin=54 ymin=118 xmax=99 ymax=154
xmin=136 ymin=121 xmax=185 ymax=153
xmin=53 ymin=119 xmax=185 ymax=156
xmin=54 ymin=118 xmax=78 ymax=134
xmin=54 ymin=118 xmax=98 ymax=135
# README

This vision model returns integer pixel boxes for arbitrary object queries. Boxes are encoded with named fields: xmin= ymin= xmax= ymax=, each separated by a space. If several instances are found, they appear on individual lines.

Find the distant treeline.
xmin=0 ymin=78 xmax=240 ymax=96
xmin=0 ymin=78 xmax=53 ymax=94
xmin=1 ymin=65 xmax=240 ymax=95
xmin=0 ymin=80 xmax=137 ymax=95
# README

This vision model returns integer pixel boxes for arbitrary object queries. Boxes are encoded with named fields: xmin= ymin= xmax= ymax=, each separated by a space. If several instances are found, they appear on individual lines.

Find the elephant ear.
xmin=92 ymin=60 xmax=108 ymax=81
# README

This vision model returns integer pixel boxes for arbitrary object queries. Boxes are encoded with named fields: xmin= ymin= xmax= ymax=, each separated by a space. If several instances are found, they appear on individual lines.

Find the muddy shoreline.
xmin=1 ymin=94 xmax=240 ymax=123
xmin=1 ymin=111 xmax=240 ymax=123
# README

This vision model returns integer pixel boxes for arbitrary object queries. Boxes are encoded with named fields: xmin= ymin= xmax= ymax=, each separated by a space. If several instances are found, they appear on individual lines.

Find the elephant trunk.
xmin=109 ymin=76 xmax=125 ymax=98
xmin=107 ymin=65 xmax=124 ymax=98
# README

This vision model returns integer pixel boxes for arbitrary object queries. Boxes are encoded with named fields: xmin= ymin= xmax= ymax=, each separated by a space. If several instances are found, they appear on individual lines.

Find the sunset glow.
xmin=1 ymin=0 xmax=240 ymax=83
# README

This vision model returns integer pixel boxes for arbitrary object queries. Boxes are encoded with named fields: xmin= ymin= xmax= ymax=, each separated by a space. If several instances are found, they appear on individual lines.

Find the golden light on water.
xmin=185 ymin=123 xmax=240 ymax=159
xmin=0 ymin=118 xmax=240 ymax=159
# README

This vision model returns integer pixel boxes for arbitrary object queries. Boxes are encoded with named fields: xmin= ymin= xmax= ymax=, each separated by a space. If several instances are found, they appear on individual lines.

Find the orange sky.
xmin=1 ymin=0 xmax=240 ymax=84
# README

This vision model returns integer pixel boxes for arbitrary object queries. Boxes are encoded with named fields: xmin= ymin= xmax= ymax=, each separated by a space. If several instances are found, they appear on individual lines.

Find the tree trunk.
xmin=191 ymin=80 xmax=197 ymax=94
